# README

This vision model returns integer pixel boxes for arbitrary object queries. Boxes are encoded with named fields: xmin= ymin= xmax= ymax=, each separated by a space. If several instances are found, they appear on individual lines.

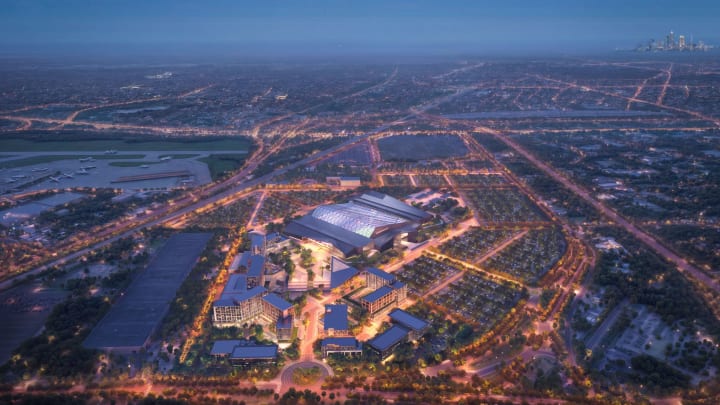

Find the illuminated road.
xmin=475 ymin=125 xmax=720 ymax=294
xmin=421 ymin=230 xmax=529 ymax=298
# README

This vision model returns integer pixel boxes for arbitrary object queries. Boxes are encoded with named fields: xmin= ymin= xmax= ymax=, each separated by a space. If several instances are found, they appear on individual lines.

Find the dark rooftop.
xmin=285 ymin=215 xmax=372 ymax=256
xmin=330 ymin=258 xmax=359 ymax=289
xmin=322 ymin=337 xmax=362 ymax=349
xmin=230 ymin=344 xmax=278 ymax=360
xmin=389 ymin=308 xmax=429 ymax=332
xmin=247 ymin=254 xmax=265 ymax=278
xmin=366 ymin=267 xmax=395 ymax=282
xmin=361 ymin=285 xmax=394 ymax=304
xmin=324 ymin=304 xmax=349 ymax=331
xmin=354 ymin=191 xmax=431 ymax=222
xmin=262 ymin=293 xmax=293 ymax=312
xmin=210 ymin=340 xmax=242 ymax=356
xmin=223 ymin=274 xmax=248 ymax=295
xmin=368 ymin=325 xmax=409 ymax=352
xmin=214 ymin=285 xmax=266 ymax=307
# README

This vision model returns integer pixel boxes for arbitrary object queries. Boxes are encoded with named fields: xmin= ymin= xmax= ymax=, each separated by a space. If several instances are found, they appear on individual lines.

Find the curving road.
xmin=280 ymin=361 xmax=332 ymax=388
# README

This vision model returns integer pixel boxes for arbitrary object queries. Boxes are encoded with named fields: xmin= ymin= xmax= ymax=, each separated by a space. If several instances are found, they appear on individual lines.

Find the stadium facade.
xmin=284 ymin=191 xmax=431 ymax=257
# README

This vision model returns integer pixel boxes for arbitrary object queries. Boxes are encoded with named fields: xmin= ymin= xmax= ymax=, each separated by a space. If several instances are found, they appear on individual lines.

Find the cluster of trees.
xmin=3 ymin=296 xmax=110 ymax=378
xmin=157 ymin=232 xmax=224 ymax=340
xmin=593 ymin=228 xmax=720 ymax=338
xmin=630 ymin=354 xmax=690 ymax=391
xmin=253 ymin=136 xmax=349 ymax=177
xmin=268 ymin=248 xmax=296 ymax=278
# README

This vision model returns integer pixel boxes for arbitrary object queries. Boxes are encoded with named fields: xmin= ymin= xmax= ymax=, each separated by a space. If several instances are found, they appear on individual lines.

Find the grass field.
xmin=199 ymin=154 xmax=248 ymax=180
xmin=157 ymin=154 xmax=200 ymax=159
xmin=0 ymin=137 xmax=251 ymax=152
xmin=378 ymin=134 xmax=468 ymax=161
xmin=109 ymin=161 xmax=163 ymax=167
xmin=291 ymin=366 xmax=322 ymax=385
xmin=0 ymin=154 xmax=146 ymax=169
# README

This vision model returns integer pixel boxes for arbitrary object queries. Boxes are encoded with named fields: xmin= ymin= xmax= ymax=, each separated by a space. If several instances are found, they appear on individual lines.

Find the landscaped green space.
xmin=382 ymin=174 xmax=412 ymax=186
xmin=291 ymin=366 xmax=323 ymax=385
xmin=465 ymin=187 xmax=548 ymax=223
xmin=484 ymin=227 xmax=566 ymax=285
xmin=189 ymin=196 xmax=258 ymax=229
xmin=109 ymin=161 xmax=163 ymax=167
xmin=158 ymin=154 xmax=201 ymax=159
xmin=436 ymin=227 xmax=515 ymax=264
xmin=414 ymin=174 xmax=449 ymax=188
xmin=378 ymin=134 xmax=468 ymax=161
xmin=396 ymin=255 xmax=461 ymax=295
xmin=256 ymin=194 xmax=302 ymax=225
xmin=451 ymin=174 xmax=508 ymax=187
xmin=434 ymin=271 xmax=523 ymax=333
xmin=199 ymin=153 xmax=249 ymax=180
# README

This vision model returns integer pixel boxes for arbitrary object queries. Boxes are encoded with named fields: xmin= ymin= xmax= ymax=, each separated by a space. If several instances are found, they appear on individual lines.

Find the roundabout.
xmin=280 ymin=361 xmax=333 ymax=389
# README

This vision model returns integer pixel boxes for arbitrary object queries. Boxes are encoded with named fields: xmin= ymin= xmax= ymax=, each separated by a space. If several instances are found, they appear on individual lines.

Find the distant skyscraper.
xmin=679 ymin=35 xmax=686 ymax=49
xmin=669 ymin=31 xmax=675 ymax=49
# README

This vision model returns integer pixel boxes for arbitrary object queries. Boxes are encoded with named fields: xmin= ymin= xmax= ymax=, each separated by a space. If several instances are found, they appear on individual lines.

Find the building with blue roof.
xmin=322 ymin=304 xmax=349 ymax=336
xmin=321 ymin=337 xmax=362 ymax=357
xmin=211 ymin=339 xmax=279 ymax=366
xmin=212 ymin=286 xmax=267 ymax=327
xmin=329 ymin=257 xmax=360 ymax=291
xmin=210 ymin=340 xmax=243 ymax=357
xmin=249 ymin=231 xmax=266 ymax=255
xmin=366 ymin=267 xmax=396 ymax=289
xmin=222 ymin=274 xmax=248 ymax=295
xmin=359 ymin=268 xmax=408 ymax=317
xmin=276 ymin=315 xmax=293 ymax=341
xmin=246 ymin=254 xmax=265 ymax=288
xmin=213 ymin=279 xmax=294 ymax=342
xmin=388 ymin=309 xmax=429 ymax=340
xmin=368 ymin=325 xmax=409 ymax=359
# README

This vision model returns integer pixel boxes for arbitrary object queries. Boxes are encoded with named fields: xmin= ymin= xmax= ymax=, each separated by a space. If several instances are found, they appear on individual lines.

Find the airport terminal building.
xmin=284 ymin=192 xmax=431 ymax=257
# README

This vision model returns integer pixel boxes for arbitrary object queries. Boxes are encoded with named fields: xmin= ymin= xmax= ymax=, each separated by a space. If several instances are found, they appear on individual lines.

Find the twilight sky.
xmin=1 ymin=0 xmax=718 ymax=54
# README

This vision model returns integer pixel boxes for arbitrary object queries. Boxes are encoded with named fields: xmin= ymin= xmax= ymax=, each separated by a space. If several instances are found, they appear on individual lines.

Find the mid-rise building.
xmin=246 ymin=254 xmax=265 ymax=288
xmin=212 ymin=274 xmax=293 ymax=341
xmin=359 ymin=268 xmax=407 ymax=317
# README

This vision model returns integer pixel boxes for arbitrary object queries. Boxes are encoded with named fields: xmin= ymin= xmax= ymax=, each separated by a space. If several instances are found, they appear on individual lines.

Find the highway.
xmin=474 ymin=124 xmax=720 ymax=294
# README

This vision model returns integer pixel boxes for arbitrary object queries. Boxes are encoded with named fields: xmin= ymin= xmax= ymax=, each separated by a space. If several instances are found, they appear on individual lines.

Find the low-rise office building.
xmin=321 ymin=337 xmax=363 ymax=358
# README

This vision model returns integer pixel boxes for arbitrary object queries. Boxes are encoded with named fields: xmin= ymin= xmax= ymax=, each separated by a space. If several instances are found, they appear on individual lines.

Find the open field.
xmin=199 ymin=154 xmax=249 ymax=180
xmin=378 ymin=134 xmax=468 ymax=161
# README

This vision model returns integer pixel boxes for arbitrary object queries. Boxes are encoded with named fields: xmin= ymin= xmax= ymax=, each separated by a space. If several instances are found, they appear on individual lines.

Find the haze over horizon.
xmin=2 ymin=0 xmax=719 ymax=58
